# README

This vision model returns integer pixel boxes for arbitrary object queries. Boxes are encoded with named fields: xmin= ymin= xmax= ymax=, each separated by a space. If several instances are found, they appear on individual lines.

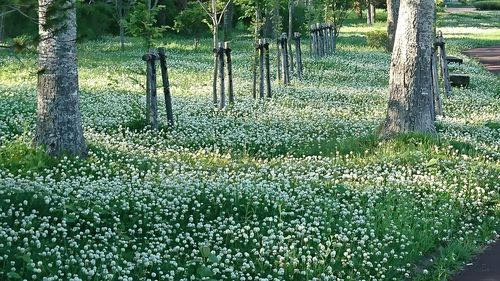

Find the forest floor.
xmin=0 ymin=10 xmax=499 ymax=281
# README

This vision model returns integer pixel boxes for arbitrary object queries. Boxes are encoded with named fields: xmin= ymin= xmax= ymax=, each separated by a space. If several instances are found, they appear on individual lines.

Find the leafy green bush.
xmin=366 ymin=30 xmax=388 ymax=50
xmin=125 ymin=0 xmax=166 ymax=48
xmin=173 ymin=2 xmax=211 ymax=36
xmin=473 ymin=0 xmax=500 ymax=10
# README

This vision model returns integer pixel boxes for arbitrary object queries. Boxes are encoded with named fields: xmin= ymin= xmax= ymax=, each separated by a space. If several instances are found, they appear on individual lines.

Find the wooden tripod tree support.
xmin=310 ymin=24 xmax=317 ymax=58
xmin=213 ymin=42 xmax=234 ymax=109
xmin=435 ymin=31 xmax=451 ymax=97
xmin=310 ymin=23 xmax=335 ymax=58
xmin=142 ymin=50 xmax=158 ymax=130
xmin=255 ymin=39 xmax=272 ymax=99
xmin=279 ymin=33 xmax=290 ymax=85
xmin=294 ymin=32 xmax=303 ymax=81
xmin=224 ymin=42 xmax=234 ymax=105
xmin=142 ymin=48 xmax=174 ymax=129
xmin=431 ymin=46 xmax=444 ymax=118
xmin=157 ymin=48 xmax=174 ymax=127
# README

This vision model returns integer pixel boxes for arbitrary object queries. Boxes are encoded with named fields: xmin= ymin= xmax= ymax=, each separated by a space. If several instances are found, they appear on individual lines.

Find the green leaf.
xmin=208 ymin=253 xmax=219 ymax=263
xmin=426 ymin=158 xmax=438 ymax=167
xmin=7 ymin=272 xmax=22 ymax=280
xmin=200 ymin=245 xmax=210 ymax=258
xmin=197 ymin=265 xmax=214 ymax=277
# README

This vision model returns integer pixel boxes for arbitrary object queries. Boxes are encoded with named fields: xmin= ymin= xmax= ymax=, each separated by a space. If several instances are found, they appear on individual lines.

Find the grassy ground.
xmin=0 ymin=10 xmax=499 ymax=281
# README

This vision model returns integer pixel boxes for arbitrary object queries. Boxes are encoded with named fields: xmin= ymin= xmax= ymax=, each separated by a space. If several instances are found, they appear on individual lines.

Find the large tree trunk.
xmin=37 ymin=0 xmax=87 ymax=156
xmin=387 ymin=0 xmax=400 ymax=51
xmin=380 ymin=0 xmax=435 ymax=138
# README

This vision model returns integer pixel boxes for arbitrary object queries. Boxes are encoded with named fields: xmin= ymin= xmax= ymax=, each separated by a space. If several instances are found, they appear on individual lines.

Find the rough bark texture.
xmin=380 ymin=0 xmax=436 ymax=138
xmin=387 ymin=0 xmax=400 ymax=51
xmin=36 ymin=0 xmax=87 ymax=156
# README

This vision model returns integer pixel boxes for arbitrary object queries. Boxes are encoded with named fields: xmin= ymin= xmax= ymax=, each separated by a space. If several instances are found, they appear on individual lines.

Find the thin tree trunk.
xmin=0 ymin=7 xmax=5 ymax=42
xmin=288 ymin=0 xmax=294 ymax=73
xmin=36 ymin=0 xmax=87 ymax=156
xmin=366 ymin=0 xmax=372 ymax=25
xmin=380 ymin=0 xmax=436 ymax=138
xmin=252 ymin=9 xmax=260 ymax=99
xmin=223 ymin=2 xmax=233 ymax=41
xmin=387 ymin=0 xmax=400 ymax=51
xmin=212 ymin=1 xmax=219 ymax=106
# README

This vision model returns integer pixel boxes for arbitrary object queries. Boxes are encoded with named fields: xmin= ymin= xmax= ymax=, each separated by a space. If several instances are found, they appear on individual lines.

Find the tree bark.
xmin=380 ymin=0 xmax=436 ymax=138
xmin=387 ymin=0 xmax=400 ymax=51
xmin=223 ymin=2 xmax=233 ymax=41
xmin=36 ymin=0 xmax=87 ymax=156
xmin=366 ymin=0 xmax=373 ymax=25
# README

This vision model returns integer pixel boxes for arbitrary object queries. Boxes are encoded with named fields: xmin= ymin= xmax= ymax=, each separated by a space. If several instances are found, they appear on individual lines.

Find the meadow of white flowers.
xmin=0 ymin=12 xmax=498 ymax=281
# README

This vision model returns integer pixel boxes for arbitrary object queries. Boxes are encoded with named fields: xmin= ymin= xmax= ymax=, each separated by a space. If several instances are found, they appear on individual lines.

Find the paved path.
xmin=450 ymin=240 xmax=500 ymax=281
xmin=445 ymin=7 xmax=476 ymax=13
xmin=463 ymin=46 xmax=500 ymax=74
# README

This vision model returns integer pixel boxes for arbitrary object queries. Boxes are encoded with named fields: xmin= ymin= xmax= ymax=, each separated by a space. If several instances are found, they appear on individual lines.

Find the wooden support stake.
xmin=316 ymin=23 xmax=323 ymax=57
xmin=322 ymin=24 xmax=328 ymax=56
xmin=310 ymin=24 xmax=315 ymax=58
xmin=157 ymin=48 xmax=174 ymax=127
xmin=149 ymin=52 xmax=158 ymax=130
xmin=331 ymin=24 xmax=337 ymax=52
xmin=276 ymin=39 xmax=282 ymax=82
xmin=142 ymin=54 xmax=152 ymax=125
xmin=259 ymin=39 xmax=265 ymax=99
xmin=224 ymin=42 xmax=234 ymax=105
xmin=212 ymin=47 xmax=218 ymax=107
xmin=281 ymin=33 xmax=290 ymax=84
xmin=264 ymin=39 xmax=272 ymax=98
xmin=436 ymin=31 xmax=451 ymax=97
xmin=252 ymin=41 xmax=258 ymax=99
xmin=431 ymin=47 xmax=444 ymax=117
xmin=142 ymin=51 xmax=158 ymax=130
xmin=218 ymin=42 xmax=225 ymax=109
xmin=294 ymin=32 xmax=302 ymax=80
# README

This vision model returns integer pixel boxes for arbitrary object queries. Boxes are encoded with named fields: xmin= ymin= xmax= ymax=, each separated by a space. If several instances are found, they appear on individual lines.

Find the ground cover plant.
xmin=0 ymin=10 xmax=499 ymax=281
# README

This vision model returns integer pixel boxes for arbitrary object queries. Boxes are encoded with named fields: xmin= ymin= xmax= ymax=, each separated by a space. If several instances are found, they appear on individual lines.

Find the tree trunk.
xmin=223 ymin=2 xmax=233 ymax=41
xmin=288 ymin=0 xmax=294 ymax=73
xmin=366 ymin=0 xmax=373 ymax=25
xmin=387 ymin=0 xmax=400 ymax=51
xmin=36 ymin=0 xmax=87 ymax=156
xmin=212 ymin=0 xmax=219 ymax=106
xmin=380 ymin=0 xmax=435 ymax=138
xmin=0 ymin=7 xmax=5 ymax=42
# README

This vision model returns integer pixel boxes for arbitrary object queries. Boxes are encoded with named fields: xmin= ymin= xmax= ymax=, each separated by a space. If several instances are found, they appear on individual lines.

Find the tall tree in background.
xmin=37 ymin=0 xmax=87 ymax=156
xmin=380 ymin=0 xmax=435 ymax=138
xmin=386 ymin=0 xmax=399 ymax=51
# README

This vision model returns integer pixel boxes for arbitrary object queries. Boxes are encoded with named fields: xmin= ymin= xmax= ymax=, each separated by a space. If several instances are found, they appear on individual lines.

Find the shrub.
xmin=473 ymin=0 xmax=500 ymax=10
xmin=366 ymin=30 xmax=388 ymax=50
xmin=173 ymin=2 xmax=211 ymax=36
